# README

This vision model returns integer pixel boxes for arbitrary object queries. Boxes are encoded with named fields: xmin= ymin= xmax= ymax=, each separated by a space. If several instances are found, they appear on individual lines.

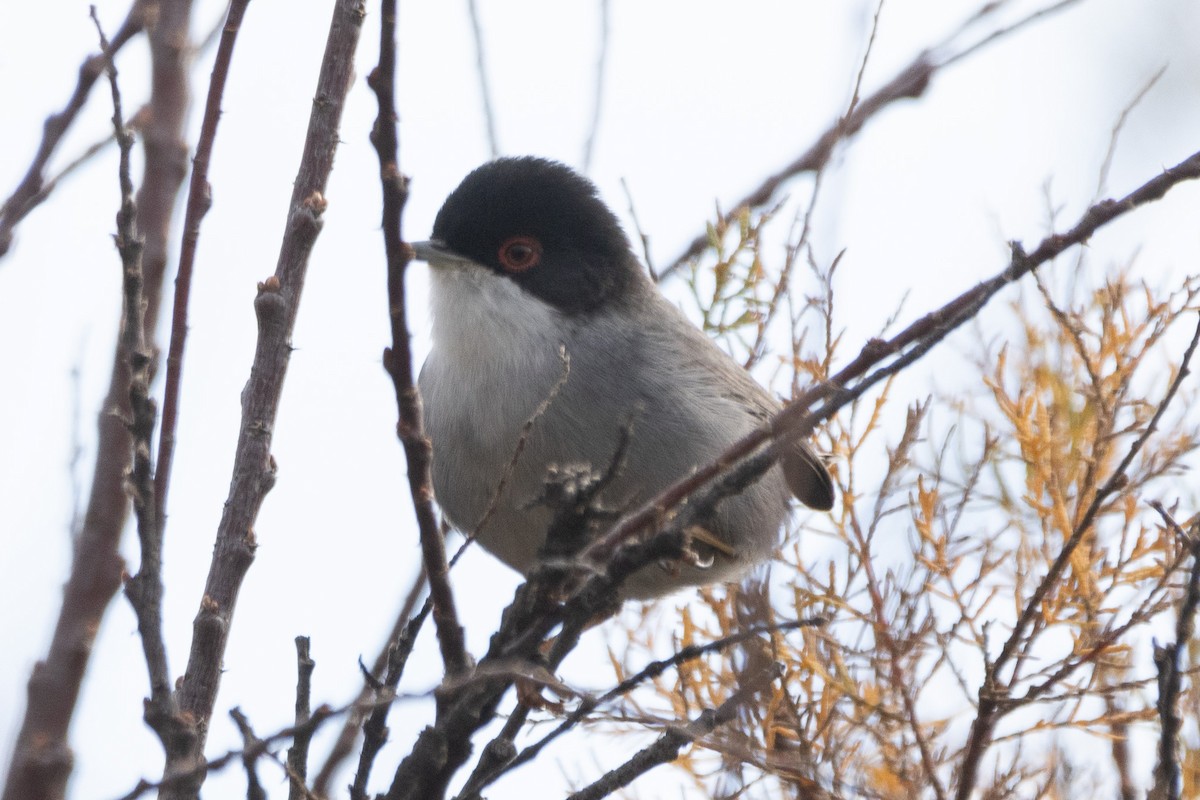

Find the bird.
xmin=413 ymin=157 xmax=833 ymax=599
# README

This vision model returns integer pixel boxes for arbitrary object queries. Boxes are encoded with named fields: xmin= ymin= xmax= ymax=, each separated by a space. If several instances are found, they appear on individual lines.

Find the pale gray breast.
xmin=420 ymin=270 xmax=795 ymax=592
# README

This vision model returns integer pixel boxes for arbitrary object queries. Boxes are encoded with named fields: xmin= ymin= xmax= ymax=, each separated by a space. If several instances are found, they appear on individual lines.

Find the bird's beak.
xmin=409 ymin=239 xmax=478 ymax=270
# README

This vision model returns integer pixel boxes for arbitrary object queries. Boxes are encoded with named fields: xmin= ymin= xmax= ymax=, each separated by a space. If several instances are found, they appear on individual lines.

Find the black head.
xmin=430 ymin=157 xmax=643 ymax=314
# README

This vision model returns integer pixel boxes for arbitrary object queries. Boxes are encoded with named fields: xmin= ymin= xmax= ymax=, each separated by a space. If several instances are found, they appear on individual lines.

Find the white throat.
xmin=427 ymin=263 xmax=563 ymax=369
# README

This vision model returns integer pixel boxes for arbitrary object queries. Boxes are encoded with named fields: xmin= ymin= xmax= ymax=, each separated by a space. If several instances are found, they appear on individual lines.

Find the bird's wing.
xmin=650 ymin=296 xmax=835 ymax=511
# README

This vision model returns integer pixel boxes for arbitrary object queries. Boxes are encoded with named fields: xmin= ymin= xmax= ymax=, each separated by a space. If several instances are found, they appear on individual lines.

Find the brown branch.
xmin=310 ymin=566 xmax=428 ymax=795
xmin=155 ymin=0 xmax=253 ymax=539
xmin=565 ymin=665 xmax=776 ymax=800
xmin=460 ymin=618 xmax=827 ymax=798
xmin=1150 ymin=522 xmax=1200 ymax=800
xmin=136 ymin=0 xmax=198 ymax=339
xmin=466 ymin=0 xmax=500 ymax=158
xmin=0 ymin=5 xmax=171 ymax=798
xmin=229 ymin=709 xmax=267 ymax=800
xmin=113 ymin=701 xmax=348 ymax=800
xmin=955 ymin=313 xmax=1200 ymax=800
xmin=580 ymin=0 xmax=610 ymax=173
xmin=286 ymin=638 xmax=316 ymax=800
xmin=350 ymin=600 xmax=433 ymax=800
xmin=367 ymin=0 xmax=468 ymax=680
xmin=0 ymin=0 xmax=148 ymax=258
xmin=162 ymin=2 xmax=365 ymax=795
xmin=86 ymin=7 xmax=189 ymax=764
xmin=385 ymin=441 xmax=662 ymax=800
xmin=655 ymin=0 xmax=1085 ymax=282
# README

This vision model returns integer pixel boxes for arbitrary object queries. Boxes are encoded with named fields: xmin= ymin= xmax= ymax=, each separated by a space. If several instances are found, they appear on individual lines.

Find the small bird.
xmin=414 ymin=157 xmax=833 ymax=598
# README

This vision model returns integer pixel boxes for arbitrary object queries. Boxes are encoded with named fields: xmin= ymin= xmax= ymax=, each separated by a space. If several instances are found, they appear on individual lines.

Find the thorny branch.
xmin=87 ymin=7 xmax=185 ymax=761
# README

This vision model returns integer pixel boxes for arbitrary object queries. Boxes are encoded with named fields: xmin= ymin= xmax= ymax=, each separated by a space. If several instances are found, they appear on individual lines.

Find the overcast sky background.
xmin=2 ymin=0 xmax=1199 ymax=797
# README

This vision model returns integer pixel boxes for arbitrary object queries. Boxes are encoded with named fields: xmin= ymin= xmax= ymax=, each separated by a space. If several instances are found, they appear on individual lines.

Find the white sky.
xmin=2 ymin=0 xmax=1199 ymax=797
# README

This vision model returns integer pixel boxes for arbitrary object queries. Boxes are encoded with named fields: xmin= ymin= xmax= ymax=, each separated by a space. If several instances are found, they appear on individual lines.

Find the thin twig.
xmin=90 ymin=5 xmax=182 ymax=757
xmin=311 ymin=566 xmax=428 ymax=795
xmin=466 ymin=0 xmax=500 ymax=158
xmin=1150 ymin=521 xmax=1200 ymax=800
xmin=454 ymin=345 xmax=571 ymax=564
xmin=1093 ymin=66 xmax=1166 ymax=200
xmin=0 ymin=0 xmax=148 ymax=257
xmin=350 ymin=601 xmax=433 ymax=800
xmin=619 ymin=177 xmax=656 ymax=279
xmin=155 ymin=0 xmax=253 ymax=538
xmin=580 ymin=0 xmax=610 ymax=173
xmin=586 ymin=149 xmax=1200 ymax=570
xmin=230 ymin=709 xmax=267 ymax=800
xmin=463 ymin=618 xmax=826 ymax=797
xmin=956 ymin=313 xmax=1200 ymax=800
xmin=656 ymin=0 xmax=1084 ymax=282
xmin=565 ymin=665 xmax=776 ymax=800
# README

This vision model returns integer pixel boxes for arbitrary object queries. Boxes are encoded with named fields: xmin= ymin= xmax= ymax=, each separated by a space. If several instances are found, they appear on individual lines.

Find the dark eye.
xmin=498 ymin=235 xmax=542 ymax=272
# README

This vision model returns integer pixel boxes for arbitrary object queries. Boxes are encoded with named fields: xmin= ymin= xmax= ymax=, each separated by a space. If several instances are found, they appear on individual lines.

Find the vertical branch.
xmin=368 ymin=0 xmax=469 ymax=678
xmin=1150 ymin=527 xmax=1200 ymax=800
xmin=1 ymin=3 xmax=189 ymax=797
xmin=310 ymin=568 xmax=428 ymax=795
xmin=163 ymin=2 xmax=365 ymax=795
xmin=137 ymin=0 xmax=197 ymax=338
xmin=155 ymin=0 xmax=253 ymax=536
xmin=88 ymin=5 xmax=178 ymax=745
xmin=286 ymin=637 xmax=316 ymax=800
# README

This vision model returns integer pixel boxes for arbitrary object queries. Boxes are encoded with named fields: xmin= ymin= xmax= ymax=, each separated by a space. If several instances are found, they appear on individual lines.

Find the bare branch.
xmin=956 ymin=313 xmax=1200 ymax=800
xmin=586 ymin=149 xmax=1200 ymax=570
xmin=286 ymin=637 xmax=316 ymax=800
xmin=368 ymin=0 xmax=469 ymax=680
xmin=155 ymin=0 xmax=254 ymax=538
xmin=466 ymin=0 xmax=500 ymax=158
xmin=0 ymin=5 xmax=172 ymax=797
xmin=580 ymin=0 xmax=610 ymax=173
xmin=229 ymin=709 xmax=267 ymax=800
xmin=656 ymin=0 xmax=1086 ymax=282
xmin=461 ymin=618 xmax=826 ymax=797
xmin=0 ymin=0 xmax=148 ymax=257
xmin=163 ymin=3 xmax=366 ymax=794
xmin=565 ymin=665 xmax=776 ymax=800
xmin=311 ymin=567 xmax=427 ymax=795
xmin=1150 ymin=522 xmax=1200 ymax=800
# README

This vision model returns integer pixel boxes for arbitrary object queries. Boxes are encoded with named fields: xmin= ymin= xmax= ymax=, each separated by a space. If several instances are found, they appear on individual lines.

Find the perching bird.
xmin=414 ymin=157 xmax=833 ymax=598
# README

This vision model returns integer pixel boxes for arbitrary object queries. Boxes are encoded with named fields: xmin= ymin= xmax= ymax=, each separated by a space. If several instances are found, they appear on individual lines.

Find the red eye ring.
xmin=498 ymin=235 xmax=542 ymax=273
